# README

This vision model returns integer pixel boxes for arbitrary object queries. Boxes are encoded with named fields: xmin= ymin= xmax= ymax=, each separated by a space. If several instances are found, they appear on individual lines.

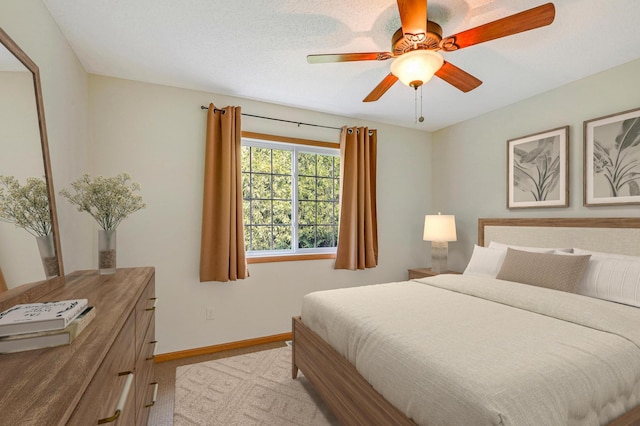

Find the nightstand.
xmin=408 ymin=268 xmax=461 ymax=280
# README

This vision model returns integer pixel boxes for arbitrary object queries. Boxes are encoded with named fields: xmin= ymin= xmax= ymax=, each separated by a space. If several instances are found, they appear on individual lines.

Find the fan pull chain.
xmin=421 ymin=86 xmax=423 ymax=119
xmin=413 ymin=87 xmax=418 ymax=124
xmin=414 ymin=86 xmax=425 ymax=124
xmin=419 ymin=86 xmax=424 ymax=123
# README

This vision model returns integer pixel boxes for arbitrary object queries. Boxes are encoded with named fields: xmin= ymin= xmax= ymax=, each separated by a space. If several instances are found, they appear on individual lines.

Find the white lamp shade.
xmin=423 ymin=214 xmax=457 ymax=242
xmin=390 ymin=50 xmax=444 ymax=88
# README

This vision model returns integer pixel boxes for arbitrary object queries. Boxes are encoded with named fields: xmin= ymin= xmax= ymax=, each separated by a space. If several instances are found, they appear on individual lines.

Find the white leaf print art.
xmin=513 ymin=136 xmax=561 ymax=202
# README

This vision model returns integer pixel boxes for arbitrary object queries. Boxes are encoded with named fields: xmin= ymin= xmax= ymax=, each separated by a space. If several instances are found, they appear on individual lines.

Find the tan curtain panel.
xmin=335 ymin=126 xmax=378 ymax=270
xmin=0 ymin=265 xmax=7 ymax=292
xmin=200 ymin=104 xmax=248 ymax=282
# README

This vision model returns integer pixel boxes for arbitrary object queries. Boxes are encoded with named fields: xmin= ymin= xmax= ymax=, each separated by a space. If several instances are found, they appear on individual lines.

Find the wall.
xmin=88 ymin=75 xmax=431 ymax=353
xmin=0 ymin=0 xmax=92 ymax=275
xmin=432 ymin=58 xmax=640 ymax=273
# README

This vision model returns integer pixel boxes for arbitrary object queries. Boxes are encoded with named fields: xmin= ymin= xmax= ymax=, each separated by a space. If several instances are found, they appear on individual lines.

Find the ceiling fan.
xmin=307 ymin=1 xmax=556 ymax=102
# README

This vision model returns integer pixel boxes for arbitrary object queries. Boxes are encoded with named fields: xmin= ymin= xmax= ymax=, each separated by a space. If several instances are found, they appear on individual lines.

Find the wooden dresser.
xmin=0 ymin=267 xmax=156 ymax=425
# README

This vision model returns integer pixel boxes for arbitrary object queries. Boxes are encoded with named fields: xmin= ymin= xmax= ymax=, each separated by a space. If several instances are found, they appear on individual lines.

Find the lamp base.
xmin=431 ymin=241 xmax=449 ymax=274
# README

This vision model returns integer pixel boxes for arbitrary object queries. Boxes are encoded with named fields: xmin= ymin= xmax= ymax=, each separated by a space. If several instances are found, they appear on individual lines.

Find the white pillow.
xmin=571 ymin=249 xmax=640 ymax=307
xmin=488 ymin=241 xmax=566 ymax=253
xmin=573 ymin=248 xmax=640 ymax=261
xmin=463 ymin=245 xmax=507 ymax=278
xmin=553 ymin=249 xmax=572 ymax=255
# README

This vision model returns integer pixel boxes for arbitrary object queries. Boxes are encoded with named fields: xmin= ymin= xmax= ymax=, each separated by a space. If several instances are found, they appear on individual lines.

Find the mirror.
xmin=0 ymin=44 xmax=48 ymax=286
xmin=0 ymin=27 xmax=64 ymax=310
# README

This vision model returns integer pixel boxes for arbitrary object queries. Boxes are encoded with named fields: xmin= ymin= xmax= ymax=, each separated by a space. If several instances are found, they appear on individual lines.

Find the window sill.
xmin=247 ymin=253 xmax=336 ymax=264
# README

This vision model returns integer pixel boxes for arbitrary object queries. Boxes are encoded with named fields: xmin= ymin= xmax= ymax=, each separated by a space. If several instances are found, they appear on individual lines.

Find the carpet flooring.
xmin=148 ymin=342 xmax=286 ymax=426
xmin=174 ymin=347 xmax=340 ymax=425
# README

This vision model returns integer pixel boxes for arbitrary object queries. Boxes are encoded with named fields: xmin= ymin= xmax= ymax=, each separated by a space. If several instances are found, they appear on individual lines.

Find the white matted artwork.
xmin=584 ymin=107 xmax=640 ymax=206
xmin=507 ymin=126 xmax=569 ymax=209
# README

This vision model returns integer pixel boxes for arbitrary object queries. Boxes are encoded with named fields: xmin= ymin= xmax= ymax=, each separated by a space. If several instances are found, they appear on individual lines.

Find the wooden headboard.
xmin=478 ymin=218 xmax=640 ymax=257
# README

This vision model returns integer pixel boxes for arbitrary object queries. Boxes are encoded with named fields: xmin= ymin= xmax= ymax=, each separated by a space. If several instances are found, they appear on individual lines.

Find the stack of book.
xmin=0 ymin=299 xmax=95 ymax=354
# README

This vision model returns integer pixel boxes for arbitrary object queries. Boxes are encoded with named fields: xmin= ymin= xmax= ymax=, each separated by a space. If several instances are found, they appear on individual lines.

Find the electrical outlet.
xmin=205 ymin=307 xmax=215 ymax=320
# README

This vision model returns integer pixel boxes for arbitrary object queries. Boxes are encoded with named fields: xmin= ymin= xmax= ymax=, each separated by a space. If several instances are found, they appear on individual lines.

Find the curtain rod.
xmin=200 ymin=105 xmax=342 ymax=131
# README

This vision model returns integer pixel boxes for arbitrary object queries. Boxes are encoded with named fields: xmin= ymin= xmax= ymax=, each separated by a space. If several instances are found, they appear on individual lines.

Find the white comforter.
xmin=300 ymin=275 xmax=640 ymax=426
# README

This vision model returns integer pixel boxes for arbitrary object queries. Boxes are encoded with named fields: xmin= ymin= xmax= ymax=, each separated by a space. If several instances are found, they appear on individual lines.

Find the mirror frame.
xmin=0 ymin=27 xmax=65 ymax=312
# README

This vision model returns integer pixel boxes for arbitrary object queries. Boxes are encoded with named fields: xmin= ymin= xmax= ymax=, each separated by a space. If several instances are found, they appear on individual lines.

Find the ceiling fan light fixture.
xmin=390 ymin=50 xmax=444 ymax=88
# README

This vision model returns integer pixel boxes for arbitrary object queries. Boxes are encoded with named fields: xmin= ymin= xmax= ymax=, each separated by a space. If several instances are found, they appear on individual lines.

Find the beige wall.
xmin=88 ymin=75 xmax=432 ymax=353
xmin=0 ymin=0 xmax=92 ymax=275
xmin=433 ymin=58 xmax=640 ymax=273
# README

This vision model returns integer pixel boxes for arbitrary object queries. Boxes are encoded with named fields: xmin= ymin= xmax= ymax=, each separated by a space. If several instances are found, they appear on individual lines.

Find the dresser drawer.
xmin=68 ymin=313 xmax=136 ymax=425
xmin=136 ymin=319 xmax=156 ymax=423
xmin=137 ymin=380 xmax=157 ymax=426
xmin=135 ymin=277 xmax=155 ymax=356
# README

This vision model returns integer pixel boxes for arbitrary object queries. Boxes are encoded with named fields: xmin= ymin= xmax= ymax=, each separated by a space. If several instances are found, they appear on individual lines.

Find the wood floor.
xmin=147 ymin=341 xmax=287 ymax=426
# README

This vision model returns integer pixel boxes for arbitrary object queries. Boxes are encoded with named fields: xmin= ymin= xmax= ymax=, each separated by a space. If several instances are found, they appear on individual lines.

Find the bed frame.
xmin=292 ymin=217 xmax=640 ymax=426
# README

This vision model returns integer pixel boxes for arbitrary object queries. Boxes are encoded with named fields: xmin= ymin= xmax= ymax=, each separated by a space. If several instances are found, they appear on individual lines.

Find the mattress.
xmin=300 ymin=274 xmax=640 ymax=426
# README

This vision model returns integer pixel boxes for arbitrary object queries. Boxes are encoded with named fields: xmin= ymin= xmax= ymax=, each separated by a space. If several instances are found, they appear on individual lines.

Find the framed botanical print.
xmin=507 ymin=126 xmax=569 ymax=209
xmin=584 ymin=107 xmax=640 ymax=206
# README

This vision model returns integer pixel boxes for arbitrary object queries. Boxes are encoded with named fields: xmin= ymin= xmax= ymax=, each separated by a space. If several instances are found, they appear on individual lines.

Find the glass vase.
xmin=36 ymin=233 xmax=59 ymax=278
xmin=98 ymin=229 xmax=117 ymax=275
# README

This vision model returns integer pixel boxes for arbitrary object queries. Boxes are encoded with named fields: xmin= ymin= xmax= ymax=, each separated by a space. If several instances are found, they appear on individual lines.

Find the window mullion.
xmin=291 ymin=148 xmax=299 ymax=254
xmin=248 ymin=147 xmax=253 ymax=251
xmin=270 ymin=149 xmax=274 ymax=251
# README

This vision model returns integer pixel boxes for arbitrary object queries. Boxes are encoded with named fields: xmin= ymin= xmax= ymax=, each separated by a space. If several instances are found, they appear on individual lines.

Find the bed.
xmin=291 ymin=217 xmax=640 ymax=426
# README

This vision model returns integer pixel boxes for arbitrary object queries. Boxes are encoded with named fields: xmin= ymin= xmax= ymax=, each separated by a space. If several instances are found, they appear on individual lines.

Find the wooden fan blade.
xmin=442 ymin=3 xmax=555 ymax=51
xmin=307 ymin=52 xmax=393 ymax=64
xmin=363 ymin=73 xmax=399 ymax=102
xmin=435 ymin=61 xmax=482 ymax=93
xmin=397 ymin=0 xmax=428 ymax=42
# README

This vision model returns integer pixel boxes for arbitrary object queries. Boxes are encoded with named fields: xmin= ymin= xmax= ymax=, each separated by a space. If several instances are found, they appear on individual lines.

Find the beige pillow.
xmin=496 ymin=248 xmax=591 ymax=293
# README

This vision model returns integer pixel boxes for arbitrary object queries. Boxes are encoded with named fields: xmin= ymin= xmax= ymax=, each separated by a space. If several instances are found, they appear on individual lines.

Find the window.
xmin=241 ymin=136 xmax=340 ymax=259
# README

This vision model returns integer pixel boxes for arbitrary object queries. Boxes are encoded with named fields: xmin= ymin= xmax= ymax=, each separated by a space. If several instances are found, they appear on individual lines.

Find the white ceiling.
xmin=42 ymin=0 xmax=640 ymax=131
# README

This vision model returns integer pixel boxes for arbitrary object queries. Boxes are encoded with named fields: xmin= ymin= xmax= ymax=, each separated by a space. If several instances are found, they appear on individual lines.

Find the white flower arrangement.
xmin=0 ymin=176 xmax=52 ymax=237
xmin=60 ymin=173 xmax=146 ymax=231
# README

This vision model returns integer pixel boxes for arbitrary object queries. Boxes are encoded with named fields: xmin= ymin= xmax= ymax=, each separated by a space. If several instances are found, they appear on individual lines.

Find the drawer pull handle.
xmin=97 ymin=371 xmax=134 ymax=424
xmin=145 ymin=297 xmax=157 ymax=311
xmin=146 ymin=340 xmax=158 ymax=360
xmin=145 ymin=382 xmax=159 ymax=408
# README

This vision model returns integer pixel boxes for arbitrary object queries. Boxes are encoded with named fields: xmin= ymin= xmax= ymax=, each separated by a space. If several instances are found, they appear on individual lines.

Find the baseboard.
xmin=154 ymin=332 xmax=292 ymax=363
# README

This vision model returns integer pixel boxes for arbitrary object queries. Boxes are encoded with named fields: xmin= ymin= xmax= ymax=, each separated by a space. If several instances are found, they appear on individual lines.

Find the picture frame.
xmin=507 ymin=126 xmax=569 ymax=209
xmin=584 ymin=107 xmax=640 ymax=206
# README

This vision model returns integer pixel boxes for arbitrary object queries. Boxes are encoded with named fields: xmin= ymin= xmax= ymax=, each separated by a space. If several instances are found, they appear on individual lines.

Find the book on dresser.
xmin=0 ymin=306 xmax=95 ymax=353
xmin=0 ymin=299 xmax=88 ymax=336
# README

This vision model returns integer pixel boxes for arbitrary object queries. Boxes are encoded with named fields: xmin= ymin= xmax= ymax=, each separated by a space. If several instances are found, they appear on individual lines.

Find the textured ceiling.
xmin=42 ymin=0 xmax=640 ymax=131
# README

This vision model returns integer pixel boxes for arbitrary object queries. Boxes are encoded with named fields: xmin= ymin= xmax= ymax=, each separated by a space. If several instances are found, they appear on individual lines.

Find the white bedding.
xmin=300 ymin=274 xmax=640 ymax=426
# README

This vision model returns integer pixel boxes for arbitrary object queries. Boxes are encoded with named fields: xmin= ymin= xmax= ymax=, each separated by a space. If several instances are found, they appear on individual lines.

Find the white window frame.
xmin=242 ymin=136 xmax=340 ymax=258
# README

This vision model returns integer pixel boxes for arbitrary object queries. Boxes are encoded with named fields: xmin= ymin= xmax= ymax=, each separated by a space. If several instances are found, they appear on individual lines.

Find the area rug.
xmin=174 ymin=347 xmax=340 ymax=426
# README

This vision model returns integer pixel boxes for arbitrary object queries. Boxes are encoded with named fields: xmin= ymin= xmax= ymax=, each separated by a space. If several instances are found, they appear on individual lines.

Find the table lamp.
xmin=423 ymin=213 xmax=457 ymax=273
